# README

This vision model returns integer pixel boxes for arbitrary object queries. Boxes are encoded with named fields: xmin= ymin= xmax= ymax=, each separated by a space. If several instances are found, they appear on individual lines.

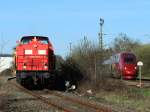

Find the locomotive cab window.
xmin=21 ymin=37 xmax=34 ymax=44
xmin=37 ymin=37 xmax=49 ymax=44
xmin=20 ymin=36 xmax=49 ymax=44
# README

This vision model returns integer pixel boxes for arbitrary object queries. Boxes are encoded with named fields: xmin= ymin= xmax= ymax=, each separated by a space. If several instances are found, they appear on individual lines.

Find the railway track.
xmin=111 ymin=77 xmax=150 ymax=88
xmin=44 ymin=90 xmax=111 ymax=112
xmin=9 ymin=80 xmax=73 ymax=112
xmin=8 ymin=80 xmax=112 ymax=112
xmin=123 ymin=79 xmax=150 ymax=88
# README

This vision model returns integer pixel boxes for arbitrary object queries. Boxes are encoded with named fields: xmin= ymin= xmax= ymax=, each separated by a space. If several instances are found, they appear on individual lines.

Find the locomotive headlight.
xmin=124 ymin=67 xmax=127 ymax=70
xmin=25 ymin=50 xmax=32 ymax=55
xmin=38 ymin=50 xmax=46 ymax=55
xmin=23 ymin=63 xmax=27 ymax=69
xmin=135 ymin=66 xmax=137 ymax=69
xmin=44 ymin=66 xmax=48 ymax=69
xmin=23 ymin=66 xmax=26 ymax=69
xmin=44 ymin=64 xmax=48 ymax=69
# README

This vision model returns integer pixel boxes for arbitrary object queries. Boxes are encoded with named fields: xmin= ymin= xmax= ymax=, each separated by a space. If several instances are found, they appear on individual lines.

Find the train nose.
xmin=123 ymin=65 xmax=137 ymax=79
xmin=124 ymin=65 xmax=136 ymax=75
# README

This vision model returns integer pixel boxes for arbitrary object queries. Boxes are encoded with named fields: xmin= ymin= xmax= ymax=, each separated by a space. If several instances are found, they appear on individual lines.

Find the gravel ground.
xmin=0 ymin=75 xmax=101 ymax=112
xmin=0 ymin=92 xmax=9 ymax=112
xmin=0 ymin=75 xmax=60 ymax=112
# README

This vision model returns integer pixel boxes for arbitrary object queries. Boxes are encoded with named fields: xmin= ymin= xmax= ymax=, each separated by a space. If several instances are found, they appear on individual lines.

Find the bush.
xmin=67 ymin=37 xmax=113 ymax=91
xmin=134 ymin=44 xmax=150 ymax=77
xmin=53 ymin=56 xmax=83 ymax=90
xmin=60 ymin=58 xmax=83 ymax=85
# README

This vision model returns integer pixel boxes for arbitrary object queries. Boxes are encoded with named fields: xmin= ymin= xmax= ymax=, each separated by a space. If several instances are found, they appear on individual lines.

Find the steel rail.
xmin=8 ymin=80 xmax=112 ymax=112
xmin=46 ymin=90 xmax=112 ymax=112
xmin=9 ymin=81 xmax=75 ymax=112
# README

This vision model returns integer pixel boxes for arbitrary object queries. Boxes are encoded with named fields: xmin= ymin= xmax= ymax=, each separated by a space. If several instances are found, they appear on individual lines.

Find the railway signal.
xmin=137 ymin=61 xmax=143 ymax=87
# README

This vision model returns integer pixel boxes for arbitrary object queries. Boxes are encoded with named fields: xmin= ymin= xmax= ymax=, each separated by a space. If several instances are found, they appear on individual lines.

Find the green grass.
xmin=141 ymin=88 xmax=150 ymax=97
xmin=95 ymin=88 xmax=150 ymax=112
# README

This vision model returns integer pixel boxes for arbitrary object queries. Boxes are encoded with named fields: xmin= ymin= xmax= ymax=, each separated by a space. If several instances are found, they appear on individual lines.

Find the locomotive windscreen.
xmin=124 ymin=54 xmax=136 ymax=64
xmin=21 ymin=36 xmax=49 ymax=44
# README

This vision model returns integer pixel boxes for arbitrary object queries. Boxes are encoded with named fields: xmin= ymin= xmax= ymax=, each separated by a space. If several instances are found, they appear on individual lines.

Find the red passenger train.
xmin=14 ymin=36 xmax=55 ymax=88
xmin=104 ymin=52 xmax=138 ymax=79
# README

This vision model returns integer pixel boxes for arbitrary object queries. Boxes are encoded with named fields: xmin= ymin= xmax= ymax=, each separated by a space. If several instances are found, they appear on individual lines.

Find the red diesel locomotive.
xmin=104 ymin=52 xmax=138 ymax=79
xmin=14 ymin=36 xmax=55 ymax=87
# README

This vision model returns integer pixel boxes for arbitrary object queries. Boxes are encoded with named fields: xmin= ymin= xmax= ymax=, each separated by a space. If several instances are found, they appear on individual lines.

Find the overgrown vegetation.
xmin=133 ymin=44 xmax=150 ymax=76
xmin=54 ymin=55 xmax=84 ymax=90
xmin=95 ymin=88 xmax=150 ymax=112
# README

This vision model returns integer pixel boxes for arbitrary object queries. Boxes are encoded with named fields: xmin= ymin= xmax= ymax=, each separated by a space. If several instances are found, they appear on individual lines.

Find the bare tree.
xmin=112 ymin=33 xmax=140 ymax=53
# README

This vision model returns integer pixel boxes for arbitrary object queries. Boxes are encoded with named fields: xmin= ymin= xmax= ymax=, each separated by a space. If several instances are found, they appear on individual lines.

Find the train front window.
xmin=124 ymin=55 xmax=135 ymax=64
xmin=124 ymin=58 xmax=134 ymax=63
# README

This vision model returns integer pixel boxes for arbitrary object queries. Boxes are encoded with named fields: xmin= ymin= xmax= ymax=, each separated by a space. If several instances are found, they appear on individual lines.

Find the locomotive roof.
xmin=112 ymin=52 xmax=135 ymax=57
xmin=118 ymin=52 xmax=136 ymax=56
xmin=103 ymin=52 xmax=136 ymax=65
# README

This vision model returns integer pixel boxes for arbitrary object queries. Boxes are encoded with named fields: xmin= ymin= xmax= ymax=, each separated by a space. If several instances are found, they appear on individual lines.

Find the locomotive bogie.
xmin=16 ymin=71 xmax=55 ymax=88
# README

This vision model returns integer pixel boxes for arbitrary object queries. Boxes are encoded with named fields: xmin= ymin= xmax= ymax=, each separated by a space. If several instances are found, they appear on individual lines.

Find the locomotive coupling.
xmin=7 ymin=76 xmax=16 ymax=81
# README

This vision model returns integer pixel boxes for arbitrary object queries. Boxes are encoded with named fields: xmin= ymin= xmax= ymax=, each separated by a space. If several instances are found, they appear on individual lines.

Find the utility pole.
xmin=98 ymin=18 xmax=104 ymax=50
xmin=69 ymin=42 xmax=72 ymax=55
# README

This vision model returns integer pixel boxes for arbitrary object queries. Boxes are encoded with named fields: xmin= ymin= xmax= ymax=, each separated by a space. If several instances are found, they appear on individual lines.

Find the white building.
xmin=0 ymin=54 xmax=13 ymax=73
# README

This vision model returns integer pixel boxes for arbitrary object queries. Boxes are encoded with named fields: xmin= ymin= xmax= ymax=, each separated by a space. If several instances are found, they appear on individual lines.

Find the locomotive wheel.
xmin=116 ymin=73 xmax=122 ymax=79
xmin=19 ymin=77 xmax=34 ymax=90
xmin=120 ymin=74 xmax=123 ymax=80
xmin=16 ymin=76 xmax=21 ymax=84
xmin=16 ymin=72 xmax=21 ymax=84
xmin=26 ymin=77 xmax=34 ymax=89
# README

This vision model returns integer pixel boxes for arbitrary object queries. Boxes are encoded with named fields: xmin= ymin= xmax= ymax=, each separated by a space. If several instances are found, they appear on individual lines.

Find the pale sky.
xmin=0 ymin=0 xmax=150 ymax=56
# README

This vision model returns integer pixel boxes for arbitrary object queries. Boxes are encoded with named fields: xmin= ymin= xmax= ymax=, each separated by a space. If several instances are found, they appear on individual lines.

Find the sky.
xmin=0 ymin=0 xmax=150 ymax=57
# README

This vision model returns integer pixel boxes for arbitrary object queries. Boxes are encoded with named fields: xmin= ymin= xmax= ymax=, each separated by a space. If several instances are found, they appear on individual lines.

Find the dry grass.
xmin=94 ymin=86 xmax=150 ymax=112
xmin=0 ymin=94 xmax=8 ymax=111
xmin=0 ymin=69 xmax=13 ymax=76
